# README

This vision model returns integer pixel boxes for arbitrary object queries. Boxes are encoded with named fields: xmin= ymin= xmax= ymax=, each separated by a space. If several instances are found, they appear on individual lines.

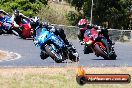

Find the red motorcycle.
xmin=83 ymin=28 xmax=117 ymax=60
xmin=13 ymin=18 xmax=33 ymax=39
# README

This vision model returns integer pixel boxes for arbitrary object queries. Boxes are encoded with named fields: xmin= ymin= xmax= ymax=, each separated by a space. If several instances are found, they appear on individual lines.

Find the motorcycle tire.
xmin=7 ymin=29 xmax=13 ymax=34
xmin=94 ymin=44 xmax=110 ymax=60
xmin=45 ymin=44 xmax=64 ymax=63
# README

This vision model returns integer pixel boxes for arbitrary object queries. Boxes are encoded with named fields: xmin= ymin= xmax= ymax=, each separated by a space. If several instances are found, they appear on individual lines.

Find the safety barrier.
xmin=52 ymin=24 xmax=132 ymax=42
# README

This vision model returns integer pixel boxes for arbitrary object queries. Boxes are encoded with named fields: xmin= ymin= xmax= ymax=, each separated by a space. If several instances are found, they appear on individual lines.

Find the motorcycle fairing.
xmin=0 ymin=15 xmax=13 ymax=31
xmin=19 ymin=18 xmax=31 ymax=38
xmin=35 ymin=27 xmax=65 ymax=48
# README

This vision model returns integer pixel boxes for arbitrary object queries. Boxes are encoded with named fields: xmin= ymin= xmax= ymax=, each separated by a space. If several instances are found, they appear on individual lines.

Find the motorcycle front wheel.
xmin=45 ymin=44 xmax=64 ymax=63
xmin=94 ymin=44 xmax=116 ymax=60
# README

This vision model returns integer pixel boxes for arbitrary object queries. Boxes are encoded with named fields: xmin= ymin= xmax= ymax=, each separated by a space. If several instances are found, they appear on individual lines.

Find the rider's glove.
xmin=34 ymin=41 xmax=39 ymax=47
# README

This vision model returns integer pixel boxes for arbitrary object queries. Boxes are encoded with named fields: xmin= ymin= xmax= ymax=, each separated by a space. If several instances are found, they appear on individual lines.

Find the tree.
xmin=65 ymin=0 xmax=84 ymax=12
xmin=0 ymin=0 xmax=48 ymax=16
xmin=66 ymin=0 xmax=131 ymax=29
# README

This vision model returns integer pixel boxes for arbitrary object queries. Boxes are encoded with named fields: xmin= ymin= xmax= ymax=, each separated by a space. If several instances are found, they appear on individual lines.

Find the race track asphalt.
xmin=0 ymin=34 xmax=132 ymax=67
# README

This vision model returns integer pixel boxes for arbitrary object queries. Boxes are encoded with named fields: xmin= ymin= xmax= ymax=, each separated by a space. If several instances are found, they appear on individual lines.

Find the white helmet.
xmin=30 ymin=16 xmax=40 ymax=28
xmin=30 ymin=16 xmax=40 ymax=23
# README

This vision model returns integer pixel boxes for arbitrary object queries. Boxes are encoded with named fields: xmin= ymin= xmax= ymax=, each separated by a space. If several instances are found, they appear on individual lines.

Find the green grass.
xmin=0 ymin=67 xmax=131 ymax=88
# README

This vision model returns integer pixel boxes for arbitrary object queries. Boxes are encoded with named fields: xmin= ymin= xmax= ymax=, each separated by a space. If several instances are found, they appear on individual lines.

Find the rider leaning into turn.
xmin=89 ymin=25 xmax=113 ymax=45
xmin=30 ymin=16 xmax=72 ymax=47
xmin=30 ymin=16 xmax=77 ymax=59
xmin=78 ymin=16 xmax=113 ymax=45
xmin=12 ymin=9 xmax=29 ymax=28
xmin=78 ymin=16 xmax=89 ymax=44
xmin=44 ymin=23 xmax=72 ymax=46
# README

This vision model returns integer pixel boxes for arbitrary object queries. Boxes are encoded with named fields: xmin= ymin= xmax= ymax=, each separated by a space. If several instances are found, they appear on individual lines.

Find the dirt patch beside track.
xmin=0 ymin=50 xmax=21 ymax=61
xmin=0 ymin=50 xmax=10 ymax=60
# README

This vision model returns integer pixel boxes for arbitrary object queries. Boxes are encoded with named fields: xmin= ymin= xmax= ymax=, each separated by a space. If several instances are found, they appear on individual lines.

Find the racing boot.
xmin=40 ymin=51 xmax=49 ymax=60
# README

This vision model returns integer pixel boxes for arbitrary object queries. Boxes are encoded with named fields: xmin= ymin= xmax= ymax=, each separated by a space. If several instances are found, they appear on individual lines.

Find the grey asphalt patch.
xmin=0 ymin=34 xmax=132 ymax=67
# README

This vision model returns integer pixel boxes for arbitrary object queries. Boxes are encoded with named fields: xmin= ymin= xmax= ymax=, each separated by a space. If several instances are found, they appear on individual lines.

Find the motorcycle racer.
xmin=77 ymin=16 xmax=89 ymax=44
xmin=30 ymin=16 xmax=78 ymax=59
xmin=83 ymin=25 xmax=114 ymax=54
xmin=30 ymin=16 xmax=72 ymax=47
xmin=12 ymin=9 xmax=29 ymax=28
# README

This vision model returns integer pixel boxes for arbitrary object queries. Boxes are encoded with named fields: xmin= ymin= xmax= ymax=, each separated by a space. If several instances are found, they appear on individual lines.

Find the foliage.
xmin=38 ymin=2 xmax=76 ymax=25
xmin=65 ymin=0 xmax=84 ymax=12
xmin=0 ymin=67 xmax=132 ymax=88
xmin=65 ymin=11 xmax=78 ymax=25
xmin=66 ymin=0 xmax=132 ymax=29
xmin=0 ymin=0 xmax=48 ymax=16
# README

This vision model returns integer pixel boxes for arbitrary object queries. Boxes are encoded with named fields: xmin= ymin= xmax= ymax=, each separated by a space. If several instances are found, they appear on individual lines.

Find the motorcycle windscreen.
xmin=21 ymin=18 xmax=30 ymax=24
xmin=85 ymin=29 xmax=91 ymax=37
xmin=36 ymin=27 xmax=47 ymax=37
xmin=35 ymin=27 xmax=49 ymax=44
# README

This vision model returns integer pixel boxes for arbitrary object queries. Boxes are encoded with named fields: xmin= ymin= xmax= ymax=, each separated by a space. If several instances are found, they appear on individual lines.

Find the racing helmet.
xmin=31 ymin=16 xmax=40 ymax=23
xmin=30 ymin=16 xmax=40 ymax=28
xmin=14 ymin=9 xmax=19 ymax=16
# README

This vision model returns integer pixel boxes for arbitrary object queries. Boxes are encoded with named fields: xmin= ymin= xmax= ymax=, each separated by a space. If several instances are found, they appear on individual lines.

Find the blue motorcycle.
xmin=34 ymin=26 xmax=79 ymax=63
xmin=0 ymin=15 xmax=13 ymax=34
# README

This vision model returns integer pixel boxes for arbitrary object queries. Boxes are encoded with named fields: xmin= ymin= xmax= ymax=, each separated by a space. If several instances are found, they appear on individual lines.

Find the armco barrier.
xmin=108 ymin=29 xmax=132 ymax=42
xmin=52 ymin=24 xmax=132 ymax=42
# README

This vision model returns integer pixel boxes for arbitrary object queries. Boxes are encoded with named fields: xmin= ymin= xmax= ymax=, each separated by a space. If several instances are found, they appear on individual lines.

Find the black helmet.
xmin=14 ymin=9 xmax=19 ymax=16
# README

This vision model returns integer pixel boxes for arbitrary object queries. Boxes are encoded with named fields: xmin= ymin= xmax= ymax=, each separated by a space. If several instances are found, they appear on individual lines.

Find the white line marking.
xmin=0 ymin=51 xmax=22 ymax=62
